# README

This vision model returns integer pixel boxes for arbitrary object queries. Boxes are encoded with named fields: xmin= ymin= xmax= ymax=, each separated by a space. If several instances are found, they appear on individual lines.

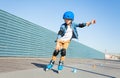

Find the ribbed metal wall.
xmin=0 ymin=9 xmax=105 ymax=59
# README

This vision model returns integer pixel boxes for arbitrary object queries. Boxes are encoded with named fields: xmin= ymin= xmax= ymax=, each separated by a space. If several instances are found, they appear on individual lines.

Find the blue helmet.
xmin=63 ymin=11 xmax=74 ymax=20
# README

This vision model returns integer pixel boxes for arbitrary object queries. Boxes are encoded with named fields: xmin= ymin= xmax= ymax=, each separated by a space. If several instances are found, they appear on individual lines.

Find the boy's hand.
xmin=86 ymin=20 xmax=96 ymax=26
xmin=91 ymin=20 xmax=96 ymax=24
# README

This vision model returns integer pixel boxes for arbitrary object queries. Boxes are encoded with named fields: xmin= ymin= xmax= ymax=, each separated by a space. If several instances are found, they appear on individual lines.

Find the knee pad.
xmin=53 ymin=50 xmax=59 ymax=56
xmin=61 ymin=48 xmax=66 ymax=56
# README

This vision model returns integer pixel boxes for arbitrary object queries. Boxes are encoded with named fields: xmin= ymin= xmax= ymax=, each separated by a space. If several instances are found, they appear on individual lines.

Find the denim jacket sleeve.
xmin=57 ymin=25 xmax=64 ymax=39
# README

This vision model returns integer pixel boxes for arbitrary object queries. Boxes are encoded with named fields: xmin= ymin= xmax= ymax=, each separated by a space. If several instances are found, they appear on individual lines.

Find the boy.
xmin=46 ymin=11 xmax=96 ymax=72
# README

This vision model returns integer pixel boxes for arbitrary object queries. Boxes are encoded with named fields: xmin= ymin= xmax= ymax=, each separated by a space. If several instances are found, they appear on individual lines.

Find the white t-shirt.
xmin=60 ymin=26 xmax=73 ymax=41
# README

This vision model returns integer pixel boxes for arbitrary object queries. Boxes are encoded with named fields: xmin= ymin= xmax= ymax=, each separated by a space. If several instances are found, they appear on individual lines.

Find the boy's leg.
xmin=46 ymin=41 xmax=62 ymax=70
xmin=60 ymin=41 xmax=70 ymax=61
xmin=60 ymin=48 xmax=66 ymax=61
xmin=58 ymin=41 xmax=70 ymax=71
xmin=51 ymin=41 xmax=62 ymax=61
xmin=52 ymin=50 xmax=60 ymax=61
xmin=57 ymin=48 xmax=66 ymax=71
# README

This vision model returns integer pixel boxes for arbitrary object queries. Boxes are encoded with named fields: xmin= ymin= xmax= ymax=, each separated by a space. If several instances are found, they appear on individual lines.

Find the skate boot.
xmin=46 ymin=60 xmax=55 ymax=71
xmin=57 ymin=61 xmax=64 ymax=73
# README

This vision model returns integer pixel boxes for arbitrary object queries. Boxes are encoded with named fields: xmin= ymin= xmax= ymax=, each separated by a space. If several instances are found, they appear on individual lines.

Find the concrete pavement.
xmin=0 ymin=57 xmax=119 ymax=78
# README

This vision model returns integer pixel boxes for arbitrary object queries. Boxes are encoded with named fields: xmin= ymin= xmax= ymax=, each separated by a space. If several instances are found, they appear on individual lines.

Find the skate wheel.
xmin=45 ymin=68 xmax=49 ymax=71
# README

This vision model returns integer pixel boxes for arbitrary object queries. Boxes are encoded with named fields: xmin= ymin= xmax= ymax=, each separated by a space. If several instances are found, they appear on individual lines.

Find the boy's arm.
xmin=55 ymin=30 xmax=62 ymax=42
xmin=78 ymin=23 xmax=86 ymax=28
xmin=79 ymin=20 xmax=96 ymax=28
xmin=57 ymin=30 xmax=62 ymax=39
xmin=57 ymin=26 xmax=64 ymax=39
xmin=55 ymin=27 xmax=63 ymax=42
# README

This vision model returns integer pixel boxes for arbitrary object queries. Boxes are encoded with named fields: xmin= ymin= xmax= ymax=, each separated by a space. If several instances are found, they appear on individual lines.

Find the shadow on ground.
xmin=64 ymin=65 xmax=116 ymax=78
xmin=31 ymin=62 xmax=116 ymax=78
xmin=31 ymin=63 xmax=58 ymax=73
xmin=31 ymin=63 xmax=46 ymax=71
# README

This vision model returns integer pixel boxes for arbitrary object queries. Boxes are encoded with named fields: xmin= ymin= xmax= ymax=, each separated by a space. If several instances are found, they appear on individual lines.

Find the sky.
xmin=0 ymin=0 xmax=120 ymax=54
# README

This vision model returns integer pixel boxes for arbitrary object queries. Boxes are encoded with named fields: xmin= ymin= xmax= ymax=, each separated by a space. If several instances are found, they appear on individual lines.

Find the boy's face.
xmin=64 ymin=19 xmax=72 ymax=25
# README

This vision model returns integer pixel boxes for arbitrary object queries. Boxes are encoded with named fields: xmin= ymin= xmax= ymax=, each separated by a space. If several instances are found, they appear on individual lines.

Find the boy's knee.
xmin=61 ymin=48 xmax=66 ymax=56
xmin=53 ymin=50 xmax=60 ymax=56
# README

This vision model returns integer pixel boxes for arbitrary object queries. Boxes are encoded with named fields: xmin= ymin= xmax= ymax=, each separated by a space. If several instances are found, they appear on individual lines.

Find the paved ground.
xmin=0 ymin=57 xmax=120 ymax=78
